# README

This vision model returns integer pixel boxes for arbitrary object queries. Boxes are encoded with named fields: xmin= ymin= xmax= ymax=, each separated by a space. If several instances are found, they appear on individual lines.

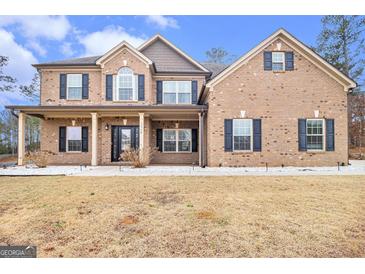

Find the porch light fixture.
xmin=123 ymin=119 xmax=127 ymax=126
xmin=105 ymin=123 xmax=109 ymax=130
xmin=175 ymin=122 xmax=179 ymax=128
xmin=71 ymin=120 xmax=76 ymax=126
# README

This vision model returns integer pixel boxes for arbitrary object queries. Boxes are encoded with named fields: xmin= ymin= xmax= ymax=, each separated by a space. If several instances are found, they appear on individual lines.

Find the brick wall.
xmin=206 ymin=38 xmax=348 ymax=167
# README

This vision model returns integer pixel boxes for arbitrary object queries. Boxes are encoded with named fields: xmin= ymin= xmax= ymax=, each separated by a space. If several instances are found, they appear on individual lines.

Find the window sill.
xmin=162 ymin=151 xmax=193 ymax=154
xmin=272 ymin=70 xmax=286 ymax=73
xmin=65 ymin=99 xmax=83 ymax=101
xmin=231 ymin=151 xmax=254 ymax=154
xmin=65 ymin=151 xmax=85 ymax=154
xmin=306 ymin=150 xmax=326 ymax=154
xmin=112 ymin=100 xmax=139 ymax=103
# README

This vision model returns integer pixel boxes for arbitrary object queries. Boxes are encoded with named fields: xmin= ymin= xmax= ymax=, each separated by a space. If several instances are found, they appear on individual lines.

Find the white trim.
xmin=138 ymin=34 xmax=210 ymax=73
xmin=206 ymin=28 xmax=356 ymax=90
xmin=96 ymin=41 xmax=153 ymax=67
xmin=232 ymin=119 xmax=253 ymax=152
xmin=272 ymin=51 xmax=285 ymax=71
xmin=306 ymin=118 xmax=326 ymax=152
xmin=162 ymin=80 xmax=192 ymax=105
xmin=66 ymin=126 xmax=82 ymax=153
xmin=162 ymin=128 xmax=192 ymax=153
xmin=115 ymin=67 xmax=138 ymax=101
xmin=66 ymin=73 xmax=82 ymax=100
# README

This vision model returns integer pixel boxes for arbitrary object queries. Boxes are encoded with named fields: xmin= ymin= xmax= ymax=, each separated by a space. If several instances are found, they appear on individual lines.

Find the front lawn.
xmin=0 ymin=176 xmax=364 ymax=257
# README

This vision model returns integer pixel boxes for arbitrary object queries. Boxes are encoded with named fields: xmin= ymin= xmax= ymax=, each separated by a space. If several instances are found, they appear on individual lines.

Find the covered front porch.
xmin=9 ymin=105 xmax=207 ymax=167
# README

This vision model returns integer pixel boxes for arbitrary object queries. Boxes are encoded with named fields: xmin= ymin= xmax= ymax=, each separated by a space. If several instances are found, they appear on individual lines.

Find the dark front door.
xmin=111 ymin=126 xmax=139 ymax=162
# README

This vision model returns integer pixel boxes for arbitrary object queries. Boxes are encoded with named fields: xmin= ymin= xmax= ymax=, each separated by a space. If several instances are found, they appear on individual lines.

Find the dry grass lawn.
xmin=0 ymin=175 xmax=364 ymax=258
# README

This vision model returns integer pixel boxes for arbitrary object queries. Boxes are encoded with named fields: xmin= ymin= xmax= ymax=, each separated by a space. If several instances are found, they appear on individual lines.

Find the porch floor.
xmin=1 ymin=161 xmax=365 ymax=176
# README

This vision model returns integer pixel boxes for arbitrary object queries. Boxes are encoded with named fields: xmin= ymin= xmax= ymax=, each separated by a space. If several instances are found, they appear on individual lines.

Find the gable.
xmin=96 ymin=41 xmax=152 ymax=68
xmin=139 ymin=36 xmax=209 ymax=73
xmin=206 ymin=29 xmax=356 ymax=92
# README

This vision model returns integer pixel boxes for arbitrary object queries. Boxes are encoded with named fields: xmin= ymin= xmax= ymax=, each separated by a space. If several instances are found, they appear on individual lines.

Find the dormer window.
xmin=272 ymin=52 xmax=285 ymax=71
xmin=116 ymin=67 xmax=137 ymax=101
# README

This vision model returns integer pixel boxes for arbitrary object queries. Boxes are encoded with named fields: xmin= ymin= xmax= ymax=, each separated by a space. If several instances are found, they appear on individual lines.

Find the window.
xmin=272 ymin=52 xmax=285 ymax=71
xmin=163 ymin=81 xmax=191 ymax=104
xmin=116 ymin=67 xmax=137 ymax=101
xmin=233 ymin=119 xmax=252 ymax=151
xmin=66 ymin=127 xmax=82 ymax=152
xmin=67 ymin=74 xmax=82 ymax=100
xmin=306 ymin=119 xmax=324 ymax=150
xmin=163 ymin=129 xmax=191 ymax=152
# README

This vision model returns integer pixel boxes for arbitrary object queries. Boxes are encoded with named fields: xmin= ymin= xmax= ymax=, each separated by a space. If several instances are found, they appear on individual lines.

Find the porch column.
xmin=17 ymin=112 xmax=25 ymax=166
xmin=91 ymin=112 xmax=98 ymax=166
xmin=198 ymin=111 xmax=205 ymax=167
xmin=139 ymin=113 xmax=144 ymax=159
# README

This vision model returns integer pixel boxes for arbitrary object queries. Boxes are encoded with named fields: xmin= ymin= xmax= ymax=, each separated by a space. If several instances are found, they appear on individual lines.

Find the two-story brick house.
xmin=7 ymin=29 xmax=356 ymax=167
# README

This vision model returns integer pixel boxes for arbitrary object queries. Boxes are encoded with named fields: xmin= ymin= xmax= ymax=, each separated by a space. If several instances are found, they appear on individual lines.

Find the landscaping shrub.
xmin=24 ymin=150 xmax=55 ymax=168
xmin=120 ymin=147 xmax=157 ymax=168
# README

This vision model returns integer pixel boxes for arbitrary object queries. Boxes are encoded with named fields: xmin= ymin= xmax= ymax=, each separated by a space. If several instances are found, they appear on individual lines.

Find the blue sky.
xmin=0 ymin=15 xmax=323 ymax=106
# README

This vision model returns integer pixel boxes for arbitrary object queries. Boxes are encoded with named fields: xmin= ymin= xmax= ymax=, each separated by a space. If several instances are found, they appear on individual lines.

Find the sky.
xmin=0 ymin=15 xmax=323 ymax=107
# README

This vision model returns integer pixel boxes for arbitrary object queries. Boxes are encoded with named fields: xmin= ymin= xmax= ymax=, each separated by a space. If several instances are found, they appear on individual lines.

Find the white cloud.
xmin=27 ymin=40 xmax=47 ymax=57
xmin=60 ymin=42 xmax=76 ymax=57
xmin=0 ymin=16 xmax=71 ymax=41
xmin=0 ymin=28 xmax=38 ymax=106
xmin=78 ymin=25 xmax=145 ymax=56
xmin=145 ymin=15 xmax=179 ymax=29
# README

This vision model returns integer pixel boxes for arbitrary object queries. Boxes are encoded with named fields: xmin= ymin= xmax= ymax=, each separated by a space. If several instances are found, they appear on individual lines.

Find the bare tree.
xmin=0 ymin=56 xmax=16 ymax=92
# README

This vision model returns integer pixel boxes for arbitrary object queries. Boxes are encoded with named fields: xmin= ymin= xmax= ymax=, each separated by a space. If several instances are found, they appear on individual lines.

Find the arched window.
xmin=117 ymin=67 xmax=136 ymax=101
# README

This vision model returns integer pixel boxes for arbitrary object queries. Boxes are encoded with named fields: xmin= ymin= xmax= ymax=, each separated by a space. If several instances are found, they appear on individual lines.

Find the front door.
xmin=111 ymin=126 xmax=139 ymax=162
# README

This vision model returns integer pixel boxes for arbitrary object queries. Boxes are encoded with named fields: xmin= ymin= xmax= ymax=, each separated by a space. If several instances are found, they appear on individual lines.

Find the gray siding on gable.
xmin=141 ymin=40 xmax=204 ymax=73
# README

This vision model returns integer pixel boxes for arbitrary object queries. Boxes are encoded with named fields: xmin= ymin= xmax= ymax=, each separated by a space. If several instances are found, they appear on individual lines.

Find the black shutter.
xmin=59 ymin=126 xmax=66 ymax=152
xmin=253 ymin=119 xmax=262 ymax=152
xmin=111 ymin=126 xmax=119 ymax=161
xmin=81 ymin=127 xmax=88 ymax=152
xmin=326 ymin=119 xmax=335 ymax=151
xmin=106 ymin=74 xmax=113 ymax=101
xmin=156 ymin=129 xmax=163 ymax=152
xmin=156 ymin=81 xmax=163 ymax=104
xmin=191 ymin=80 xmax=198 ymax=104
xmin=298 ymin=119 xmax=307 ymax=151
xmin=60 ymin=74 xmax=67 ymax=99
xmin=82 ymin=74 xmax=89 ymax=99
xmin=285 ymin=52 xmax=294 ymax=71
xmin=192 ymin=128 xmax=198 ymax=152
xmin=138 ymin=74 xmax=145 ymax=101
xmin=264 ymin=51 xmax=272 ymax=71
xmin=224 ymin=119 xmax=233 ymax=152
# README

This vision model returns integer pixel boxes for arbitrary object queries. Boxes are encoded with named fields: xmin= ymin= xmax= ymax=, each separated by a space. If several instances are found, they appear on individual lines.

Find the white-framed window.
xmin=233 ymin=119 xmax=253 ymax=151
xmin=306 ymin=119 xmax=325 ymax=151
xmin=272 ymin=52 xmax=285 ymax=71
xmin=163 ymin=129 xmax=192 ymax=152
xmin=67 ymin=74 xmax=82 ymax=100
xmin=66 ymin=127 xmax=82 ymax=152
xmin=163 ymin=81 xmax=191 ymax=104
xmin=116 ymin=67 xmax=137 ymax=101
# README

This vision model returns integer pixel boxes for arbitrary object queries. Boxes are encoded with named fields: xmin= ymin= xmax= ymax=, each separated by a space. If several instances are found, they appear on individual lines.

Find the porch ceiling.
xmin=5 ymin=104 xmax=207 ymax=119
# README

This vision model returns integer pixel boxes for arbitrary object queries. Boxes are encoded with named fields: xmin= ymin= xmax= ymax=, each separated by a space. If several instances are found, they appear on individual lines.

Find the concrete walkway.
xmin=1 ymin=160 xmax=365 ymax=177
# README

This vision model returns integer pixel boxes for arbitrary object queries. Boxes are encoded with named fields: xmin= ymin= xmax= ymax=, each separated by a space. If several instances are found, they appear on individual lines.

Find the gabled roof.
xmin=138 ymin=34 xmax=210 ymax=74
xmin=206 ymin=28 xmax=357 ymax=91
xmin=33 ymin=56 xmax=101 ymax=67
xmin=201 ymin=62 xmax=230 ymax=79
xmin=96 ymin=40 xmax=153 ymax=67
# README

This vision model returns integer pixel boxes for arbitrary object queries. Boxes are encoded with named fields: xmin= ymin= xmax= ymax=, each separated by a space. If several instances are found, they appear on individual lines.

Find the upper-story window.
xmin=67 ymin=74 xmax=82 ymax=100
xmin=116 ymin=67 xmax=137 ymax=101
xmin=163 ymin=81 xmax=191 ymax=104
xmin=272 ymin=52 xmax=285 ymax=71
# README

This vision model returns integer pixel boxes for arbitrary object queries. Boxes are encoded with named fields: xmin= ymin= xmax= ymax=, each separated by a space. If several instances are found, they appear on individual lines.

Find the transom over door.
xmin=111 ymin=126 xmax=139 ymax=162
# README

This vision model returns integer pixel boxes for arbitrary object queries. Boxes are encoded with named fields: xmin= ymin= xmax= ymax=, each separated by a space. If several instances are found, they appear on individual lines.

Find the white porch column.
xmin=91 ymin=112 xmax=98 ymax=166
xmin=198 ymin=112 xmax=204 ymax=167
xmin=139 ymin=113 xmax=144 ymax=158
xmin=17 ymin=112 xmax=25 ymax=165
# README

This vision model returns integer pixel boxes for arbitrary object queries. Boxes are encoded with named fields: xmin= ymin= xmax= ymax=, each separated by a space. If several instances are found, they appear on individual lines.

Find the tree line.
xmin=0 ymin=16 xmax=364 ymax=157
